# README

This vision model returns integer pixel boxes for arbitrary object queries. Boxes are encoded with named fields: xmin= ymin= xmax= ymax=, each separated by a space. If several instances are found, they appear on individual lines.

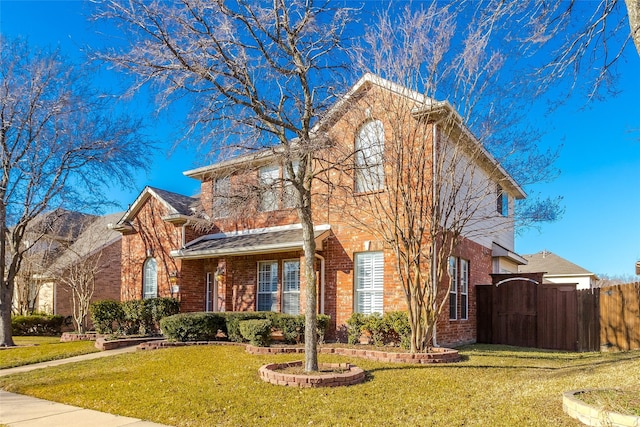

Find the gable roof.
xmin=45 ymin=212 xmax=123 ymax=275
xmin=182 ymin=73 xmax=525 ymax=199
xmin=518 ymin=251 xmax=595 ymax=277
xmin=113 ymin=186 xmax=199 ymax=232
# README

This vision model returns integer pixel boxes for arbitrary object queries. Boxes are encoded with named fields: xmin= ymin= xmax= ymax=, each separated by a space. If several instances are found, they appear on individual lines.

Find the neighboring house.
xmin=42 ymin=212 xmax=123 ymax=319
xmin=12 ymin=209 xmax=96 ymax=315
xmin=114 ymin=74 xmax=527 ymax=346
xmin=518 ymin=250 xmax=598 ymax=290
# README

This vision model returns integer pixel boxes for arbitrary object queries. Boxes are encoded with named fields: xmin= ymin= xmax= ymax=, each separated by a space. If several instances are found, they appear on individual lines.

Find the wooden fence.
xmin=476 ymin=273 xmax=600 ymax=352
xmin=600 ymin=282 xmax=640 ymax=351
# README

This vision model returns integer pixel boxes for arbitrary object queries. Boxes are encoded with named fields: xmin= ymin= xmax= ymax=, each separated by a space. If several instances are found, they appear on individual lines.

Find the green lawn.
xmin=0 ymin=336 xmax=99 ymax=369
xmin=0 ymin=344 xmax=639 ymax=426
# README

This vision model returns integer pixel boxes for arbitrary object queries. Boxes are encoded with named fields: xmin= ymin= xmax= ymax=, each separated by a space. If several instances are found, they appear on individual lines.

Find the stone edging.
xmin=60 ymin=332 xmax=101 ymax=342
xmin=139 ymin=340 xmax=460 ymax=363
xmin=246 ymin=344 xmax=461 ymax=363
xmin=258 ymin=361 xmax=365 ymax=388
xmin=563 ymin=389 xmax=640 ymax=427
xmin=95 ymin=336 xmax=165 ymax=351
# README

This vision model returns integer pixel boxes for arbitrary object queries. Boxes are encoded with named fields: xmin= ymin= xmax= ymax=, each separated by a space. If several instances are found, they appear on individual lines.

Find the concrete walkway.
xmin=0 ymin=346 xmax=171 ymax=426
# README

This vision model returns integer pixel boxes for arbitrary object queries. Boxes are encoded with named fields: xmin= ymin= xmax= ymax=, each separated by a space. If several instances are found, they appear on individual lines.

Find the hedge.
xmin=90 ymin=298 xmax=180 ymax=335
xmin=160 ymin=311 xmax=331 ymax=346
xmin=11 ymin=315 xmax=67 ymax=336
xmin=239 ymin=319 xmax=272 ymax=346
xmin=346 ymin=311 xmax=411 ymax=349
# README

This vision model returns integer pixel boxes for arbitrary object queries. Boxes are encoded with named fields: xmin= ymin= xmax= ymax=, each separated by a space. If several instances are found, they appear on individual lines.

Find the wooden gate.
xmin=477 ymin=273 xmax=599 ymax=352
xmin=600 ymin=282 xmax=640 ymax=351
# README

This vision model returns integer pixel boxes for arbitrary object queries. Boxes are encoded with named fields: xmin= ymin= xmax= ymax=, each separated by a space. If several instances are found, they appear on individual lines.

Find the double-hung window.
xmin=213 ymin=176 xmax=231 ymax=218
xmin=257 ymin=261 xmax=279 ymax=311
xmin=449 ymin=257 xmax=458 ymax=320
xmin=282 ymin=260 xmax=300 ymax=314
xmin=460 ymin=259 xmax=469 ymax=320
xmin=354 ymin=252 xmax=384 ymax=314
xmin=282 ymin=161 xmax=300 ymax=209
xmin=259 ymin=165 xmax=279 ymax=212
xmin=355 ymin=120 xmax=385 ymax=193
xmin=449 ymin=256 xmax=469 ymax=320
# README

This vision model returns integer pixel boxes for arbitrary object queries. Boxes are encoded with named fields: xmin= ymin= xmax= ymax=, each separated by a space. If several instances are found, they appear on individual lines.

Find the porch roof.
xmin=171 ymin=224 xmax=331 ymax=260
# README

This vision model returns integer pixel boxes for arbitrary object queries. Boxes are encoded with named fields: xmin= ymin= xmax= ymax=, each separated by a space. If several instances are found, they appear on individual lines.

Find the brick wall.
xmin=54 ymin=239 xmax=122 ymax=319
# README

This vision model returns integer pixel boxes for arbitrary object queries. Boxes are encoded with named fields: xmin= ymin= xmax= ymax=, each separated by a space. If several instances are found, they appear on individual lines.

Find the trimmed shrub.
xmin=224 ymin=312 xmax=269 ymax=342
xmin=239 ymin=319 xmax=272 ymax=346
xmin=121 ymin=300 xmax=151 ymax=335
xmin=11 ymin=315 xmax=65 ymax=336
xmin=160 ymin=312 xmax=226 ymax=342
xmin=90 ymin=300 xmax=124 ymax=334
xmin=149 ymin=297 xmax=180 ymax=330
xmin=345 ymin=311 xmax=411 ymax=348
xmin=316 ymin=314 xmax=331 ymax=344
xmin=346 ymin=312 xmax=366 ymax=344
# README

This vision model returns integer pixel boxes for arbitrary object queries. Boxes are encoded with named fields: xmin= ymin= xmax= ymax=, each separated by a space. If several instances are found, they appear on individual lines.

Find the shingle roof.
xmin=148 ymin=187 xmax=199 ymax=216
xmin=518 ymin=251 xmax=594 ymax=276
xmin=172 ymin=224 xmax=331 ymax=259
xmin=45 ymin=212 xmax=123 ymax=274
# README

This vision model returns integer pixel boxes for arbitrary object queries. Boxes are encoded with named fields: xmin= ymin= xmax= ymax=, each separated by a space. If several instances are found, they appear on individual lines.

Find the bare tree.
xmin=329 ymin=3 xmax=566 ymax=352
xmin=96 ymin=0 xmax=354 ymax=371
xmin=0 ymin=38 xmax=150 ymax=347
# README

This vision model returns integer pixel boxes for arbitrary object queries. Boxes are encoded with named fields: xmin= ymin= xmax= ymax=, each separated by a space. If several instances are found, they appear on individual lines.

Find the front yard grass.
xmin=1 ymin=343 xmax=639 ymax=426
xmin=0 ymin=336 xmax=99 ymax=369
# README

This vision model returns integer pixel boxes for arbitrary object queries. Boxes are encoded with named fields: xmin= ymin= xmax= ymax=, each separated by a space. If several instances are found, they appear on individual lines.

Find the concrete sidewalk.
xmin=0 ymin=346 xmax=172 ymax=426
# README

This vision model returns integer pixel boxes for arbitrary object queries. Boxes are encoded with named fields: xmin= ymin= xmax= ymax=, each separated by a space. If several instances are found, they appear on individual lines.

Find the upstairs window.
xmin=355 ymin=120 xmax=385 ymax=193
xmin=259 ymin=165 xmax=279 ymax=212
xmin=282 ymin=161 xmax=300 ymax=209
xmin=213 ymin=176 xmax=231 ymax=218
xmin=143 ymin=258 xmax=158 ymax=299
xmin=496 ymin=184 xmax=508 ymax=216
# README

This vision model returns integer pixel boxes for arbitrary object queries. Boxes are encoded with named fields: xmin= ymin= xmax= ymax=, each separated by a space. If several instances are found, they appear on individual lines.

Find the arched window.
xmin=355 ymin=120 xmax=385 ymax=193
xmin=143 ymin=258 xmax=158 ymax=299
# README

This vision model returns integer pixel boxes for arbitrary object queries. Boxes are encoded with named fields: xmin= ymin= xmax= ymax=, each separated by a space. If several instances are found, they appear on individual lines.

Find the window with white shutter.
xmin=354 ymin=252 xmax=384 ymax=314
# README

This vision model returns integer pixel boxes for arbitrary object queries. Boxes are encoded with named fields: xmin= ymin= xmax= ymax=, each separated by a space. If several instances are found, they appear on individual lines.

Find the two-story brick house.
xmin=114 ymin=74 xmax=527 ymax=346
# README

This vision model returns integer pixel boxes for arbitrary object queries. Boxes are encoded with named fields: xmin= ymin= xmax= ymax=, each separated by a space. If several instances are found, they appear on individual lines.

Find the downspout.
xmin=432 ymin=122 xmax=439 ymax=348
xmin=314 ymin=253 xmax=326 ymax=314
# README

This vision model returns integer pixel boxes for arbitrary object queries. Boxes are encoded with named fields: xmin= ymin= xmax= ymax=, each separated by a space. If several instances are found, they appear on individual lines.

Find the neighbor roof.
xmin=518 ymin=251 xmax=594 ymax=277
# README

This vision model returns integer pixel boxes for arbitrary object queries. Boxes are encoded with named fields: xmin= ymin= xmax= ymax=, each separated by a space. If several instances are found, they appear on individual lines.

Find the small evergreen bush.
xmin=224 ymin=312 xmax=269 ymax=342
xmin=345 ymin=311 xmax=410 ymax=348
xmin=160 ymin=312 xmax=226 ymax=342
xmin=90 ymin=300 xmax=124 ymax=334
xmin=11 ymin=315 xmax=66 ymax=336
xmin=239 ymin=319 xmax=272 ymax=346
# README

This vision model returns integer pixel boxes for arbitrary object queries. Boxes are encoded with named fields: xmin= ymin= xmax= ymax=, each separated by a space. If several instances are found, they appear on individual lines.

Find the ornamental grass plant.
xmin=0 ymin=344 xmax=639 ymax=426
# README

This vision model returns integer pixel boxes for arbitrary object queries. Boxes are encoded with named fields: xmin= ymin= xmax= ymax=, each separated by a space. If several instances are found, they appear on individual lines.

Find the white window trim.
xmin=257 ymin=260 xmax=279 ymax=311
xmin=460 ymin=259 xmax=469 ymax=320
xmin=354 ymin=251 xmax=384 ymax=315
xmin=449 ymin=257 xmax=458 ymax=320
xmin=259 ymin=165 xmax=280 ymax=212
xmin=143 ymin=257 xmax=158 ymax=300
xmin=355 ymin=120 xmax=385 ymax=193
xmin=282 ymin=259 xmax=301 ymax=315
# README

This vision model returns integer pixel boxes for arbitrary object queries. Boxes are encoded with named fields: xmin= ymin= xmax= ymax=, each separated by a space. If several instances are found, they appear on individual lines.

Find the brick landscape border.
xmin=138 ymin=340 xmax=460 ymax=363
xmin=258 ymin=361 xmax=365 ymax=388
xmin=246 ymin=344 xmax=461 ymax=363
xmin=563 ymin=389 xmax=640 ymax=427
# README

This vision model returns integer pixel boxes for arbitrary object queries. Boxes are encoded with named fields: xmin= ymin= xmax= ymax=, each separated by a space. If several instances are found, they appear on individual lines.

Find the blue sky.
xmin=1 ymin=1 xmax=639 ymax=277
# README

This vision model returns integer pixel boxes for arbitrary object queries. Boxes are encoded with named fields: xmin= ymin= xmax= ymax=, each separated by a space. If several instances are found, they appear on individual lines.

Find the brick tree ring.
xmin=258 ymin=361 xmax=365 ymax=388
